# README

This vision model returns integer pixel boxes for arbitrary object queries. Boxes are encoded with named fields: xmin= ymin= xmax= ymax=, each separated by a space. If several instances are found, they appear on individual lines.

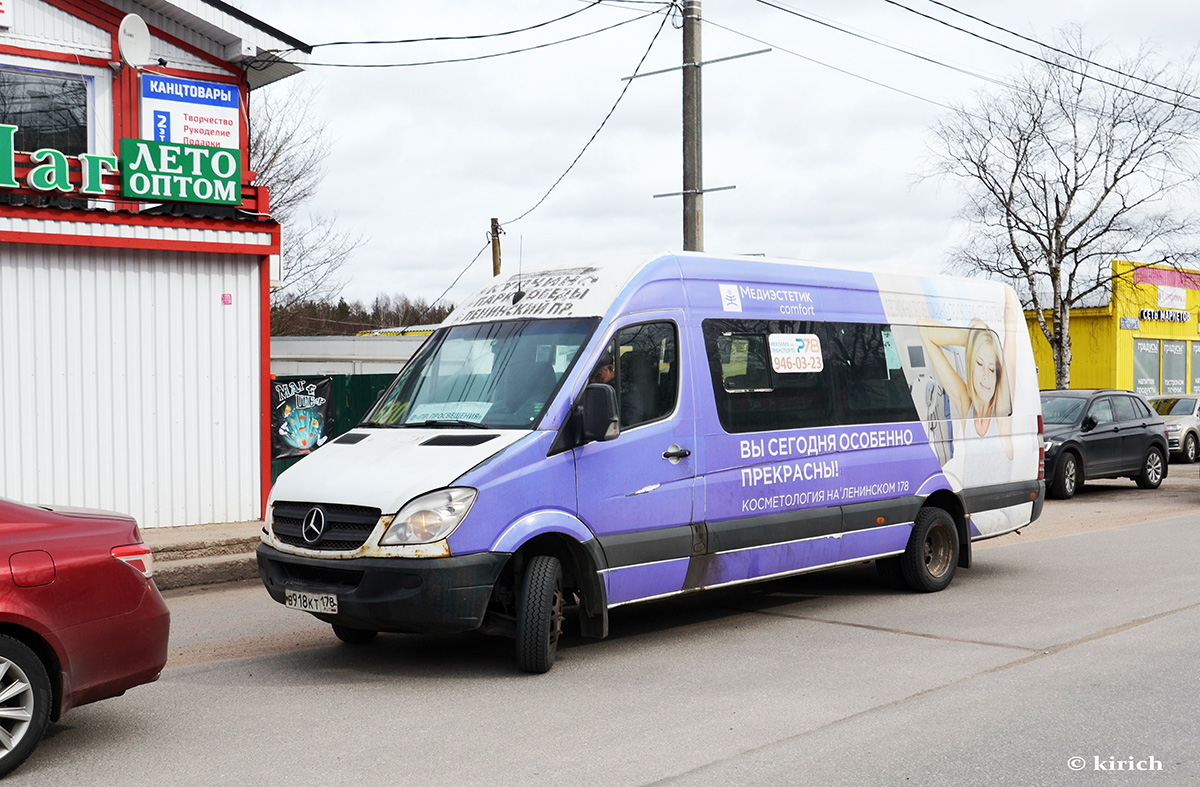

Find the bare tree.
xmin=929 ymin=27 xmax=1200 ymax=388
xmin=250 ymin=82 xmax=363 ymax=309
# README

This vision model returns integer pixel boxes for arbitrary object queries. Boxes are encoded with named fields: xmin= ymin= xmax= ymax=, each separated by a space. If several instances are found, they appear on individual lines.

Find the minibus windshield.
xmin=361 ymin=318 xmax=597 ymax=429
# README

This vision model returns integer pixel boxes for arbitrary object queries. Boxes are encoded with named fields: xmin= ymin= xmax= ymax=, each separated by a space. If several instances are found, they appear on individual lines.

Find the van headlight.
xmin=380 ymin=488 xmax=477 ymax=545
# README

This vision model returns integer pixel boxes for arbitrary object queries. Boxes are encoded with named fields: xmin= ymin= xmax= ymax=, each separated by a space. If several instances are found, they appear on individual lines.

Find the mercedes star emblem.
xmin=301 ymin=507 xmax=326 ymax=544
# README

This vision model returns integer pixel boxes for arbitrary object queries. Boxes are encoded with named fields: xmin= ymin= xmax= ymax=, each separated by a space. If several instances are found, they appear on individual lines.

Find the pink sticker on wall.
xmin=221 ymin=294 xmax=233 ymax=305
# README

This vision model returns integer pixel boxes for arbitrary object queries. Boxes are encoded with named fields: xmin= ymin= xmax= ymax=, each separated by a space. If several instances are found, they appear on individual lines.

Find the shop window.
xmin=0 ymin=67 xmax=89 ymax=155
xmin=1132 ymin=339 xmax=1160 ymax=397
xmin=1162 ymin=340 xmax=1186 ymax=395
xmin=1191 ymin=342 xmax=1200 ymax=393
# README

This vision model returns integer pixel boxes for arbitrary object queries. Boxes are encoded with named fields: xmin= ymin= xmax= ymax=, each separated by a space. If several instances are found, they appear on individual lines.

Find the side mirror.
xmin=1081 ymin=415 xmax=1097 ymax=432
xmin=579 ymin=383 xmax=620 ymax=443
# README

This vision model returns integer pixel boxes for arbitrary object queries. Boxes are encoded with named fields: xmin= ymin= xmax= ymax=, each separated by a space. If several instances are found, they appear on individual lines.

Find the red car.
xmin=0 ymin=498 xmax=170 ymax=777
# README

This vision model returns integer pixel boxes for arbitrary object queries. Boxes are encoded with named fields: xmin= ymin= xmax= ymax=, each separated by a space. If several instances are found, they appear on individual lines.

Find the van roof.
xmin=442 ymin=251 xmax=1013 ymax=327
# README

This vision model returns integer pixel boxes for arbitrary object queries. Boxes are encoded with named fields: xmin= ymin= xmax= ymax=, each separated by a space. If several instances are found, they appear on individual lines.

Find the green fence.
xmin=270 ymin=373 xmax=396 ymax=484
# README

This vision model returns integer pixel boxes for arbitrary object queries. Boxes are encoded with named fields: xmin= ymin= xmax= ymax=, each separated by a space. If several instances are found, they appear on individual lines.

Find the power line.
xmin=401 ymin=241 xmax=492 ymax=329
xmin=880 ymin=0 xmax=1200 ymax=115
xmin=703 ymin=16 xmax=984 ymax=118
xmin=919 ymin=0 xmax=1200 ymax=104
xmin=748 ymin=0 xmax=1012 ymax=89
xmin=503 ymin=4 xmax=677 ymax=226
xmin=293 ymin=7 xmax=670 ymax=68
xmin=301 ymin=2 xmax=604 ymax=50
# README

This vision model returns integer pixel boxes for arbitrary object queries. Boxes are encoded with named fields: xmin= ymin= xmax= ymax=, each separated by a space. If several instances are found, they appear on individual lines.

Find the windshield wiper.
xmin=414 ymin=419 xmax=491 ymax=430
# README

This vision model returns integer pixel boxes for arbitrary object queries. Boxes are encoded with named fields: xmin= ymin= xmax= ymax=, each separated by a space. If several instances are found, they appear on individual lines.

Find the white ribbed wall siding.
xmin=1 ymin=0 xmax=110 ymax=57
xmin=0 ymin=245 xmax=261 ymax=528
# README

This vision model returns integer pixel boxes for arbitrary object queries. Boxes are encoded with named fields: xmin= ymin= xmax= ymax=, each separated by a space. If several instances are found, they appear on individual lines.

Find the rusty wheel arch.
xmin=919 ymin=490 xmax=971 ymax=569
xmin=497 ymin=534 xmax=609 ymax=640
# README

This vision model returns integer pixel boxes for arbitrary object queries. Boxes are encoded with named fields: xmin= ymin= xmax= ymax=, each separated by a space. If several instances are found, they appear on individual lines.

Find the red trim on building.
xmin=139 ymin=65 xmax=241 ymax=85
xmin=260 ymin=253 xmax=273 ymax=516
xmin=0 ymin=231 xmax=273 ymax=256
xmin=41 ymin=0 xmax=118 ymax=31
xmin=0 ymin=43 xmax=111 ymax=67
xmin=0 ymin=202 xmax=275 ymax=231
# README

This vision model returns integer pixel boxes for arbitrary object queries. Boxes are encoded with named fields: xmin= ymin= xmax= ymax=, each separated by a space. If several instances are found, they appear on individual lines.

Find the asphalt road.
xmin=9 ymin=474 xmax=1199 ymax=786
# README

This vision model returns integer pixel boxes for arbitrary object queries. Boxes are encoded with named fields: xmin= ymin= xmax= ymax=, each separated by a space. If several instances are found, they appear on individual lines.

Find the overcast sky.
xmin=234 ymin=0 xmax=1200 ymax=309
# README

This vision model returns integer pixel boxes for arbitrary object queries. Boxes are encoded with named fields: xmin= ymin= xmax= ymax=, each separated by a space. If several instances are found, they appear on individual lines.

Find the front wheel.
xmin=1049 ymin=452 xmax=1079 ymax=499
xmin=0 ymin=635 xmax=52 ymax=779
xmin=1183 ymin=433 xmax=1198 ymax=464
xmin=900 ymin=507 xmax=960 ymax=593
xmin=515 ymin=555 xmax=565 ymax=674
xmin=1136 ymin=447 xmax=1165 ymax=489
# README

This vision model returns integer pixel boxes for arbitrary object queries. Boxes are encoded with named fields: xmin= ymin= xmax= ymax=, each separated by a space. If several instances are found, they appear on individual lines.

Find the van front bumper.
xmin=257 ymin=544 xmax=509 ymax=634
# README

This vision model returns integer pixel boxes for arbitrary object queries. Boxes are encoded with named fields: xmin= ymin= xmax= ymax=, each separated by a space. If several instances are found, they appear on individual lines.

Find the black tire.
xmin=1184 ymin=433 xmax=1198 ymax=464
xmin=1136 ymin=446 xmax=1165 ymax=489
xmin=332 ymin=624 xmax=378 ymax=645
xmin=1049 ymin=452 xmax=1080 ymax=499
xmin=0 ymin=635 xmax=52 ymax=779
xmin=900 ymin=507 xmax=960 ymax=593
xmin=875 ymin=556 xmax=906 ymax=589
xmin=515 ymin=555 xmax=565 ymax=674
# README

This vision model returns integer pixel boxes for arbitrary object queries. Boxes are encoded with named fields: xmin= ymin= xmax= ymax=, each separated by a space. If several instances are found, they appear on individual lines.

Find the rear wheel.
xmin=1183 ymin=433 xmax=1198 ymax=464
xmin=900 ymin=507 xmax=959 ymax=593
xmin=332 ymin=624 xmax=378 ymax=644
xmin=515 ymin=555 xmax=565 ymax=674
xmin=1136 ymin=446 xmax=1165 ymax=489
xmin=0 ymin=635 xmax=52 ymax=779
xmin=1049 ymin=452 xmax=1080 ymax=499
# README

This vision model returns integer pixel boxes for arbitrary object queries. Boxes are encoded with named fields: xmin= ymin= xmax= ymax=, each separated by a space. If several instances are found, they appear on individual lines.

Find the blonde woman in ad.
xmin=919 ymin=288 xmax=1022 ymax=489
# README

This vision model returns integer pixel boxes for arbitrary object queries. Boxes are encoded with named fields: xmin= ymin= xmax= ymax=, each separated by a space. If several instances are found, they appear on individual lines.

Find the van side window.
xmin=702 ymin=319 xmax=919 ymax=434
xmin=614 ymin=322 xmax=678 ymax=428
xmin=828 ymin=324 xmax=917 ymax=425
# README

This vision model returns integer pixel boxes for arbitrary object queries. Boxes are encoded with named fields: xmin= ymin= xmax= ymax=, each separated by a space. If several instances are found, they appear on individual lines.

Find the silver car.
xmin=1148 ymin=395 xmax=1200 ymax=463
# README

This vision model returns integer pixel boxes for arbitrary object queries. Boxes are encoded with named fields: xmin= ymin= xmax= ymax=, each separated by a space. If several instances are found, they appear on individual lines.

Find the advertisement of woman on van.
xmin=257 ymin=252 xmax=1044 ymax=673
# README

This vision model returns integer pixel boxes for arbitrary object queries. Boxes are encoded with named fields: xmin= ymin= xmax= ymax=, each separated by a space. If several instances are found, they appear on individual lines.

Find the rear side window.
xmin=1129 ymin=396 xmax=1153 ymax=419
xmin=702 ymin=319 xmax=918 ymax=433
xmin=1112 ymin=396 xmax=1139 ymax=422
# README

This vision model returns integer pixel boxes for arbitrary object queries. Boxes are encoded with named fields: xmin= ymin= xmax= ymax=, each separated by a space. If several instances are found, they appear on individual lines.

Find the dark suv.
xmin=1040 ymin=389 xmax=1169 ymax=499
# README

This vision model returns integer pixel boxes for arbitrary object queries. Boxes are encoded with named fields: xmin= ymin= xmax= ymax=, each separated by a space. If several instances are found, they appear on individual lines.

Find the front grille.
xmin=281 ymin=562 xmax=364 ymax=589
xmin=272 ymin=501 xmax=381 ymax=551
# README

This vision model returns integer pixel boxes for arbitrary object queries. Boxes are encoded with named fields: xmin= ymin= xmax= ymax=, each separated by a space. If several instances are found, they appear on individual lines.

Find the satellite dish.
xmin=118 ymin=14 xmax=151 ymax=67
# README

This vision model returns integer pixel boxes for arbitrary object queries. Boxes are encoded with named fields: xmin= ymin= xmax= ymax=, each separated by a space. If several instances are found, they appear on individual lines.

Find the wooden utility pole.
xmin=682 ymin=0 xmax=703 ymax=251
xmin=490 ymin=217 xmax=502 ymax=276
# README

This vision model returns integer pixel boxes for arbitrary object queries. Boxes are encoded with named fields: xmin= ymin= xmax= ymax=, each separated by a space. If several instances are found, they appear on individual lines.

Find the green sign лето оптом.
xmin=119 ymin=138 xmax=241 ymax=205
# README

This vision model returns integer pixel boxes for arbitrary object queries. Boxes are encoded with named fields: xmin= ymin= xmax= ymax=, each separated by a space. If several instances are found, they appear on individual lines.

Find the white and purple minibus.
xmin=258 ymin=252 xmax=1045 ymax=672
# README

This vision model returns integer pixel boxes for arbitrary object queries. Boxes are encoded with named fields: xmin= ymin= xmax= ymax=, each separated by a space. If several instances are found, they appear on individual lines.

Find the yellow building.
xmin=1026 ymin=260 xmax=1200 ymax=394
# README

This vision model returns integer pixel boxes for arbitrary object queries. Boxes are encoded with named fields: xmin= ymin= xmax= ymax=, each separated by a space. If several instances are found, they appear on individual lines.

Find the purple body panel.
xmin=605 ymin=558 xmax=691 ymax=605
xmin=449 ymin=431 xmax=581 ymax=555
xmin=605 ymin=524 xmax=913 ymax=605
xmin=704 ymin=426 xmax=944 ymax=524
